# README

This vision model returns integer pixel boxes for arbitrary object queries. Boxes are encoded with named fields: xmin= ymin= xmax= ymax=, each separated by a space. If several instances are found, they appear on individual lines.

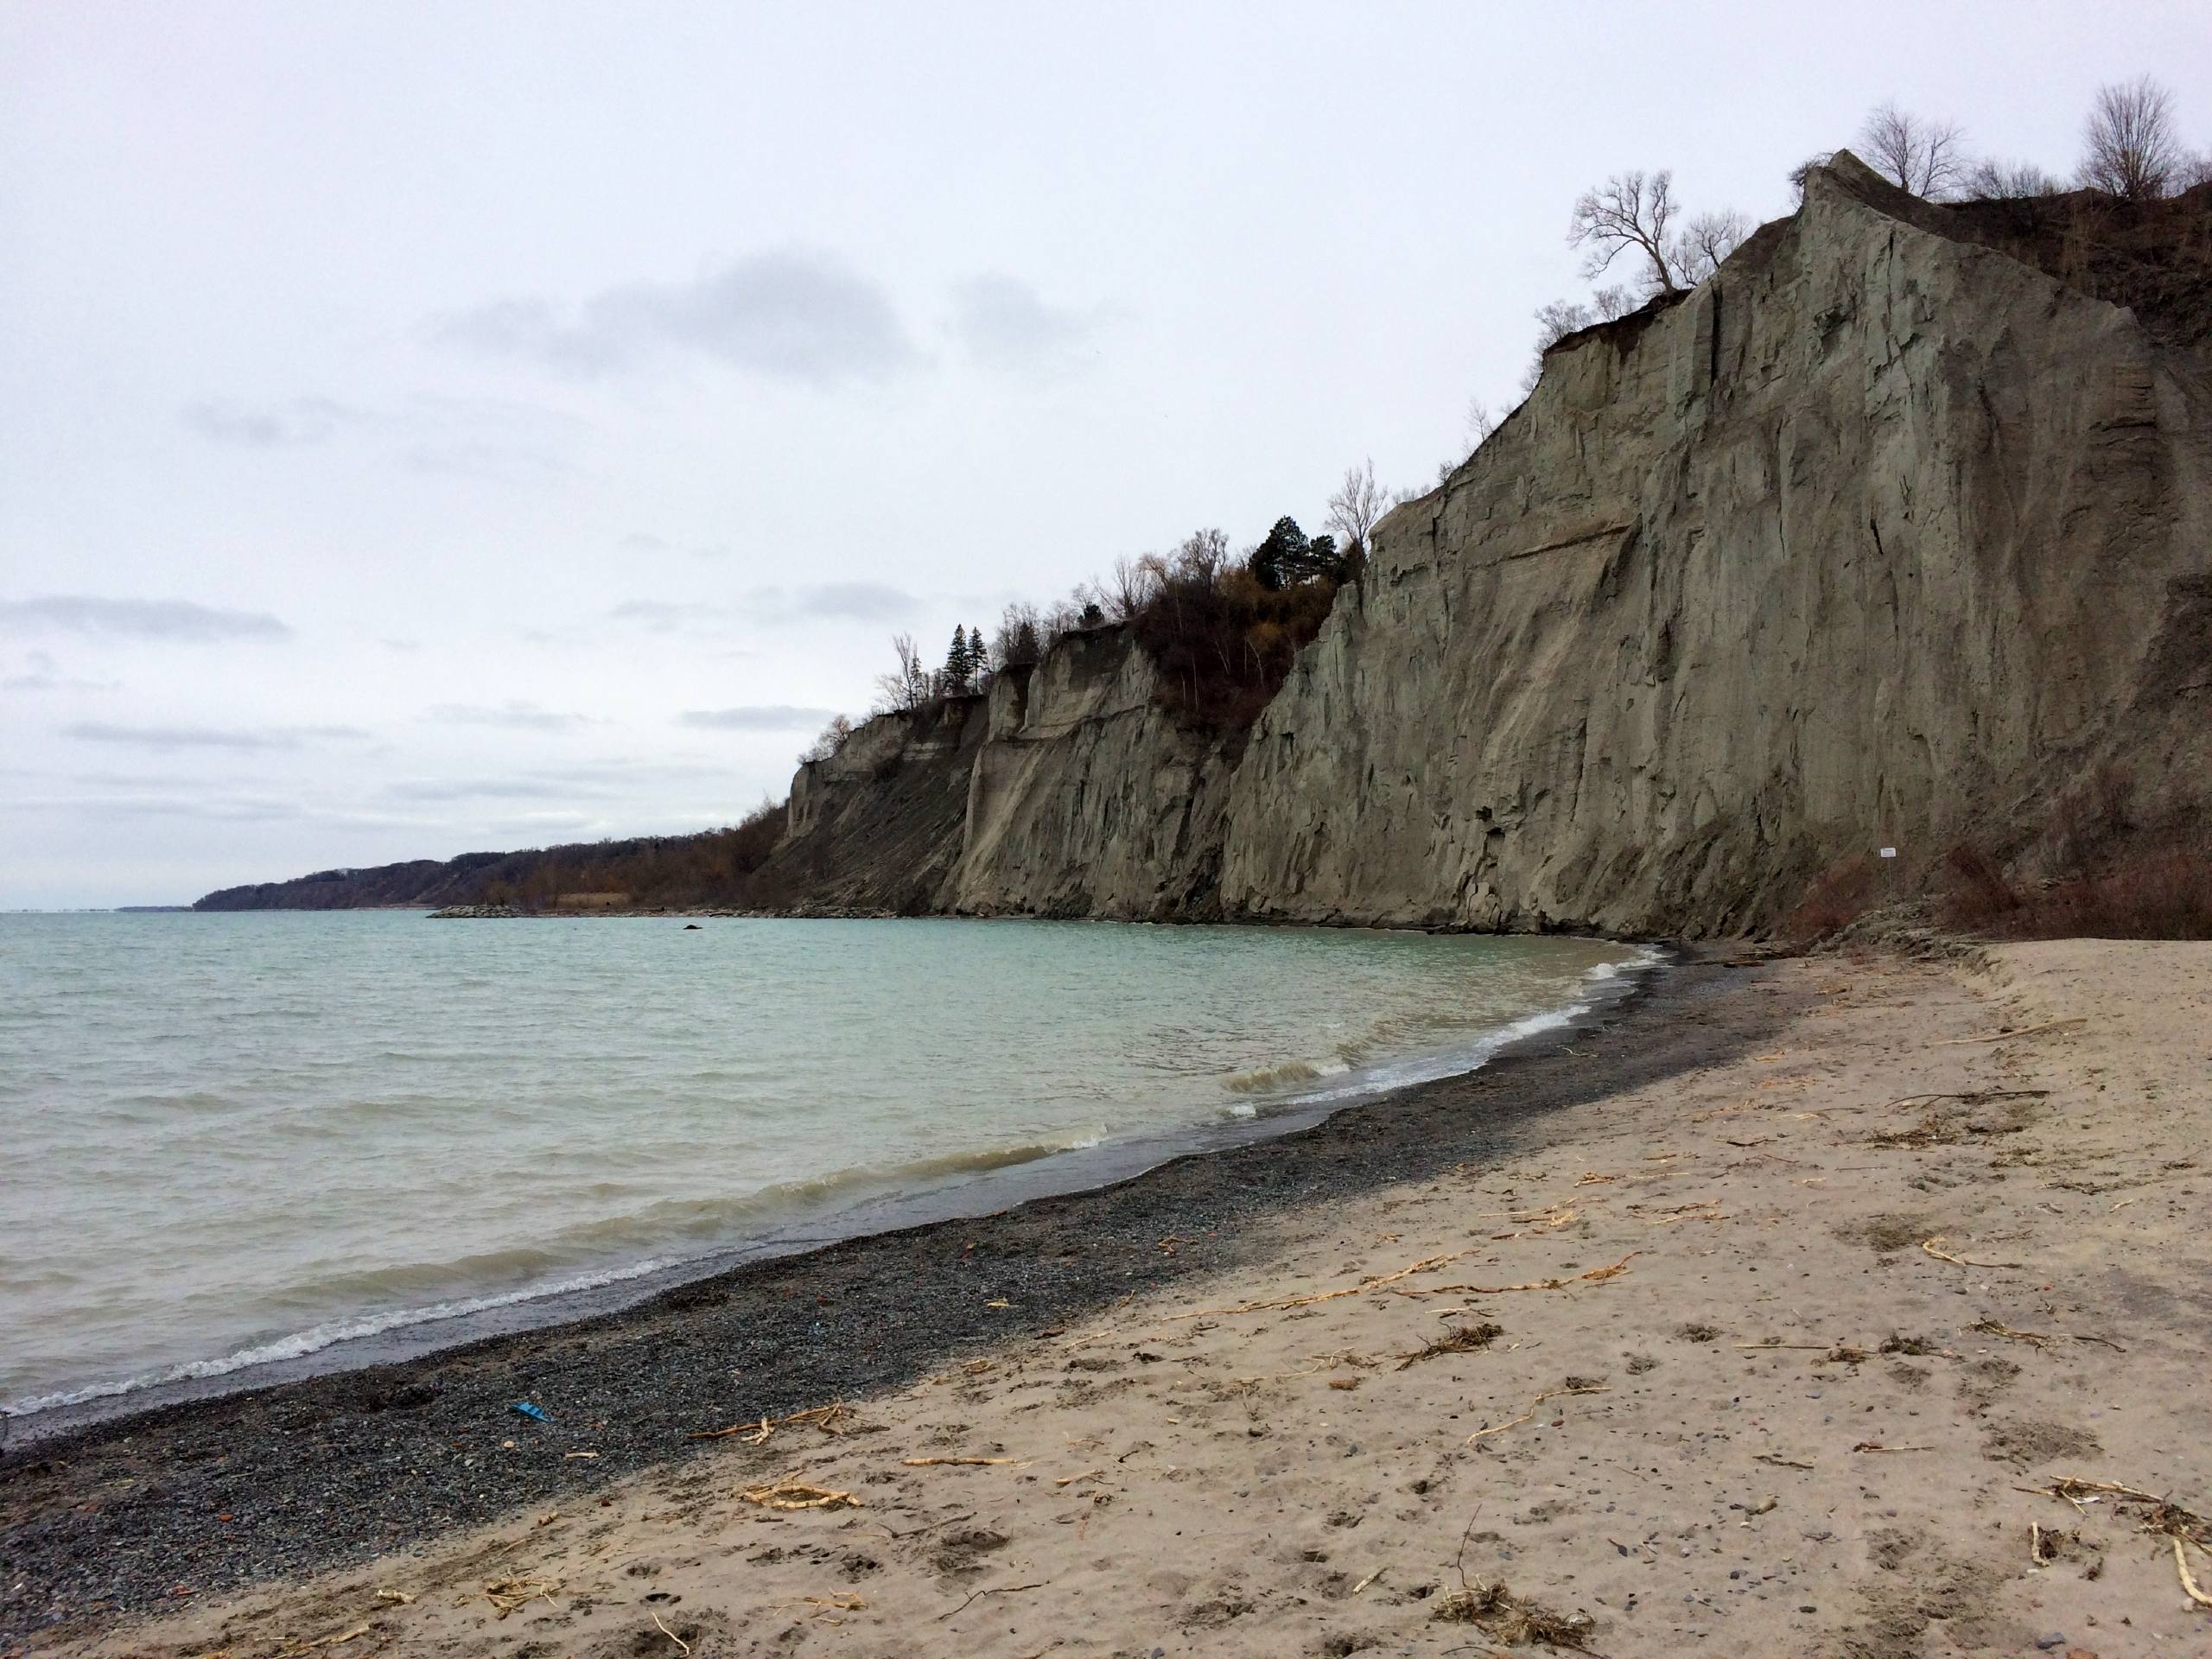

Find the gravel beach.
xmin=0 ymin=947 xmax=1763 ymax=1646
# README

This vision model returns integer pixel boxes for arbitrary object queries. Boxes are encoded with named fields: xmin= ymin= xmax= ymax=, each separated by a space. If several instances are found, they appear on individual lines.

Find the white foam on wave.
xmin=4 ymin=1253 xmax=681 ymax=1417
xmin=4 ymin=1120 xmax=1126 ymax=1421
xmin=1256 ymin=944 xmax=1660 ymax=1113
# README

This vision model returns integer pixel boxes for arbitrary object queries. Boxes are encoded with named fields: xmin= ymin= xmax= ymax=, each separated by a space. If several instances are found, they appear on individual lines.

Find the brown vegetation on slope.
xmin=195 ymin=801 xmax=791 ymax=913
xmin=475 ymin=798 xmax=788 ymax=912
xmin=1128 ymin=550 xmax=1346 ymax=733
xmin=1784 ymin=766 xmax=2212 ymax=944
xmin=1944 ymin=181 xmax=2212 ymax=349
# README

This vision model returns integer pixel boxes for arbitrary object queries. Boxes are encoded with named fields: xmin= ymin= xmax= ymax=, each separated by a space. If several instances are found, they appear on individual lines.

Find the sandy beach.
xmin=10 ymin=939 xmax=2211 ymax=1658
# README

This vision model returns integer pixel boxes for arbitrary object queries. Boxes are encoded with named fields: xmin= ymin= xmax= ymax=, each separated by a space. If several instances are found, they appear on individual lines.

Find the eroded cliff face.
xmin=770 ymin=627 xmax=1238 ymax=919
xmin=948 ymin=627 xmax=1235 ymax=918
xmin=774 ymin=156 xmax=2210 ymax=938
xmin=1221 ymin=156 xmax=2212 ymax=935
xmin=766 ymin=697 xmax=988 ymax=914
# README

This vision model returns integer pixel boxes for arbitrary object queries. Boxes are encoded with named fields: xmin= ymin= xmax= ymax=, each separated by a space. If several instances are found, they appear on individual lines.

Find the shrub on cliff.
xmin=1131 ymin=540 xmax=1341 ymax=733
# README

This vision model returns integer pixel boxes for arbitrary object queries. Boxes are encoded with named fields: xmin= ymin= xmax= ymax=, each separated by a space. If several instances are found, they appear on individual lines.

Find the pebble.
xmin=2035 ymin=1638 xmax=2067 ymax=1652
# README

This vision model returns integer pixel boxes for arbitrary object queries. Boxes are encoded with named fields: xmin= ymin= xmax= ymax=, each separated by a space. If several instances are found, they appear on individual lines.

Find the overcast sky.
xmin=4 ymin=2 xmax=2206 ymax=906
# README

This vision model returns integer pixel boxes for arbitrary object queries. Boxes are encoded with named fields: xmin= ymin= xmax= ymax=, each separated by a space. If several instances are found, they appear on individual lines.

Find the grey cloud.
xmin=424 ymin=701 xmax=594 ymax=732
xmin=432 ymin=251 xmax=918 ymax=384
xmin=60 ymin=721 xmax=370 ymax=751
xmin=181 ymin=391 xmax=582 ymax=480
xmin=15 ymin=790 xmax=308 ymax=823
xmin=948 ymin=275 xmax=1106 ymax=377
xmin=382 ymin=776 xmax=620 ymax=803
xmin=677 ymin=704 xmax=836 ymax=732
xmin=606 ymin=600 xmax=731 ymax=634
xmin=398 ymin=435 xmax=569 ymax=480
xmin=605 ymin=583 xmax=914 ymax=637
xmin=1 ymin=595 xmax=292 ymax=643
xmin=526 ymin=757 xmax=737 ymax=787
xmin=181 ymin=397 xmax=366 ymax=447
xmin=745 ymin=582 xmax=916 ymax=623
xmin=598 ymin=582 xmax=918 ymax=645
xmin=623 ymin=531 xmax=729 ymax=559
xmin=4 ymin=650 xmax=119 ymax=692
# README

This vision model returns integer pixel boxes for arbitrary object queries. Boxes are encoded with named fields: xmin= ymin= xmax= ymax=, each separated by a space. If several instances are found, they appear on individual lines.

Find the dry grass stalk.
xmin=736 ymin=1480 xmax=859 ymax=1510
xmin=1465 ymin=1385 xmax=1610 ymax=1445
xmin=1489 ymin=1206 xmax=1580 ymax=1240
xmin=1971 ymin=1319 xmax=2056 ymax=1347
xmin=902 ymin=1456 xmax=1027 ymax=1467
xmin=652 ymin=1610 xmax=691 ymax=1656
xmin=2176 ymin=1539 xmax=2212 ymax=1608
xmin=483 ymin=1574 xmax=562 ymax=1618
xmin=1931 ymin=1018 xmax=2084 ymax=1046
xmin=1166 ymin=1249 xmax=1471 ymax=1320
xmin=1430 ymin=1578 xmax=1598 ymax=1649
xmin=693 ymin=1401 xmax=852 ymax=1445
xmin=1400 ymin=1255 xmax=1640 ymax=1300
xmin=934 ymin=1580 xmax=1049 ymax=1622
xmin=1921 ymin=1236 xmax=2024 ymax=1269
xmin=1395 ymin=1321 xmax=1504 ymax=1370
xmin=2036 ymin=1477 xmax=2209 ymax=1545
xmin=1733 ymin=1341 xmax=1829 ymax=1351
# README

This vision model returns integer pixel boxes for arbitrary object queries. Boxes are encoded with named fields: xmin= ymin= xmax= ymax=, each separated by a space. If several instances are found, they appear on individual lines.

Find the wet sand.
xmin=10 ymin=941 xmax=2210 ymax=1657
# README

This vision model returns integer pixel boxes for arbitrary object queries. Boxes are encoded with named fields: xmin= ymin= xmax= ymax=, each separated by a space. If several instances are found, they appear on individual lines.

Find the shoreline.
xmin=0 ymin=944 xmax=1766 ymax=1643
xmin=3 ymin=942 xmax=1660 ymax=1440
xmin=18 ymin=942 xmax=2211 ymax=1656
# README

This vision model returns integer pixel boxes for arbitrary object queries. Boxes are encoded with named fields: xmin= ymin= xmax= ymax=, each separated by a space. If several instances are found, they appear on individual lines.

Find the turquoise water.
xmin=0 ymin=912 xmax=1643 ymax=1417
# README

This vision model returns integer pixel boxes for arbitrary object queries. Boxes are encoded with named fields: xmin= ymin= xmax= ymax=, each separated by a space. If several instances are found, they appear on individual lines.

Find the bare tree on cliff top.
xmin=1858 ymin=101 xmax=1967 ymax=198
xmin=1101 ymin=554 xmax=1160 ymax=622
xmin=1325 ymin=458 xmax=1389 ymax=555
xmin=1669 ymin=209 xmax=1751 ymax=286
xmin=1568 ymin=169 xmax=1681 ymax=294
xmin=2079 ymin=76 xmax=2183 ymax=201
xmin=801 ymin=712 xmax=852 ymax=764
xmin=874 ymin=632 xmax=932 ymax=712
xmin=1961 ymin=156 xmax=2063 ymax=200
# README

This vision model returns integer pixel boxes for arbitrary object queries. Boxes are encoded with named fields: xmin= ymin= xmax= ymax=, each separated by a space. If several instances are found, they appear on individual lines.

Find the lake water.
xmin=0 ymin=912 xmax=1646 ymax=1422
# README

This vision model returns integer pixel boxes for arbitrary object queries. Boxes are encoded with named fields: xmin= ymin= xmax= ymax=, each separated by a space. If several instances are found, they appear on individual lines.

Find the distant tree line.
xmin=467 ymin=798 xmax=791 ymax=912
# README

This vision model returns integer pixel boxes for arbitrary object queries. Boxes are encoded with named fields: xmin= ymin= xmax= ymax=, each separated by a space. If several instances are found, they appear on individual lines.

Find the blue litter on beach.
xmin=510 ymin=1401 xmax=551 ymax=1423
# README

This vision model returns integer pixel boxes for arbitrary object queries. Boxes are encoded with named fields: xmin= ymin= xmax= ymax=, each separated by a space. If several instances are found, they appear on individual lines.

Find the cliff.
xmin=767 ymin=155 xmax=2210 ymax=937
xmin=760 ymin=626 xmax=1239 ymax=919
xmin=1220 ymin=156 xmax=2211 ymax=934
xmin=202 ymin=156 xmax=2211 ymax=937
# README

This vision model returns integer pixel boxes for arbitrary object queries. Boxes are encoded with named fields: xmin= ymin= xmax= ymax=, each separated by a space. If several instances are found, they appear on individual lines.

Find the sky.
xmin=4 ymin=1 xmax=2207 ymax=907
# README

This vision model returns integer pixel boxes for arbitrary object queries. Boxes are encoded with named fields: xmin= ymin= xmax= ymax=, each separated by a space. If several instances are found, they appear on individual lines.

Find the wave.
xmin=3 ymin=1127 xmax=1109 ymax=1419
xmin=1221 ymin=1058 xmax=1322 ymax=1094
xmin=7 ymin=944 xmax=1662 ymax=1424
xmin=1258 ymin=945 xmax=1662 ymax=1109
